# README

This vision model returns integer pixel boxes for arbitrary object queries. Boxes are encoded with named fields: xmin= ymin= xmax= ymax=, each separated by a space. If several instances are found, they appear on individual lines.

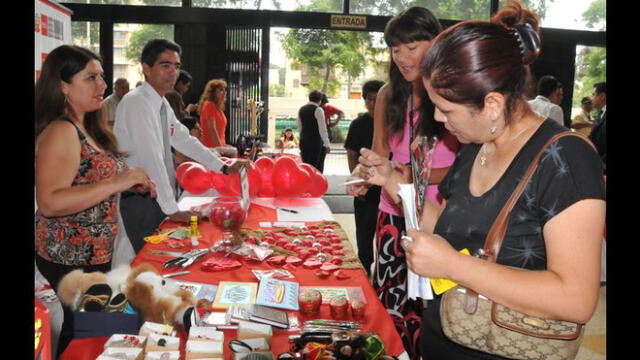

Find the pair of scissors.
xmin=163 ymin=248 xmax=209 ymax=268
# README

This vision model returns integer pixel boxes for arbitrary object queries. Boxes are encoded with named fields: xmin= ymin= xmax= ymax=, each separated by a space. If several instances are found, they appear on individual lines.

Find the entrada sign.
xmin=330 ymin=15 xmax=367 ymax=29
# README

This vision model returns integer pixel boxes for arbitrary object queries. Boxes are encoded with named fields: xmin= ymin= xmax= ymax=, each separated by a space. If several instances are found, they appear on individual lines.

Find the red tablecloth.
xmin=61 ymin=204 xmax=406 ymax=360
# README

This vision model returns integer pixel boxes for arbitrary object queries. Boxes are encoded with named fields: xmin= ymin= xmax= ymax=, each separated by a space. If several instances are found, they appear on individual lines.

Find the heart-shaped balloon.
xmin=179 ymin=162 xmax=211 ymax=194
xmin=255 ymin=157 xmax=275 ymax=197
xmin=272 ymin=156 xmax=311 ymax=197
xmin=300 ymin=164 xmax=328 ymax=197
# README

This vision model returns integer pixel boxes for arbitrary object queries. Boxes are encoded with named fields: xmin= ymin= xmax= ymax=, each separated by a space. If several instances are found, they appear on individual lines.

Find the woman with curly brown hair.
xmin=198 ymin=78 xmax=228 ymax=147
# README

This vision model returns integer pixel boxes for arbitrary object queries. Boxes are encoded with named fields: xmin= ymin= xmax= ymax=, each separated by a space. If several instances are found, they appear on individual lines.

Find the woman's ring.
xmin=401 ymin=235 xmax=413 ymax=251
xmin=368 ymin=168 xmax=376 ymax=177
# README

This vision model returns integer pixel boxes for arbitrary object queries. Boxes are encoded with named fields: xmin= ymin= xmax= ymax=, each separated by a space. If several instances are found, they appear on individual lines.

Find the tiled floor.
xmin=332 ymin=213 xmax=606 ymax=359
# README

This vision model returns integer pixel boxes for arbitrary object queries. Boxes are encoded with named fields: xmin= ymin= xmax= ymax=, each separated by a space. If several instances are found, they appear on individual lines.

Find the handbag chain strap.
xmin=463 ymin=130 xmax=596 ymax=314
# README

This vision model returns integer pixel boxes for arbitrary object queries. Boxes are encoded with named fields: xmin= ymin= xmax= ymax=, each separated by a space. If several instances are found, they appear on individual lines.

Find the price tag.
xmin=430 ymin=248 xmax=471 ymax=295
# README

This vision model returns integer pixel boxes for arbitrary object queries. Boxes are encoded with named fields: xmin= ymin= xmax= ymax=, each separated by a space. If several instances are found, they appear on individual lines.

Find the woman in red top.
xmin=198 ymin=78 xmax=228 ymax=147
xmin=35 ymin=45 xmax=156 ymax=355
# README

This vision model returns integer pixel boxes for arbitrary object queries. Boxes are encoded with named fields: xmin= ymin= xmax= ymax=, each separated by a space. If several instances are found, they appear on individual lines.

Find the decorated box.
xmin=185 ymin=340 xmax=224 ymax=360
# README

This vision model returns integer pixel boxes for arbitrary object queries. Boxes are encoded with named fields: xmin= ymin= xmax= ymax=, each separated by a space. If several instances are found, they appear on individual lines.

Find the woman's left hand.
xmin=405 ymin=229 xmax=459 ymax=279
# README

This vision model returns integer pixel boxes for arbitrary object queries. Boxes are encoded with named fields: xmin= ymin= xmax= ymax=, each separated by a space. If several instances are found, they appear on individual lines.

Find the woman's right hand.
xmin=114 ymin=167 xmax=153 ymax=194
xmin=357 ymin=148 xmax=393 ymax=186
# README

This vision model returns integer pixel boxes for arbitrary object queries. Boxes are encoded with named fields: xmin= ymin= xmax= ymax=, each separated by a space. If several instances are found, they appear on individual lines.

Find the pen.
xmin=341 ymin=178 xmax=367 ymax=186
xmin=163 ymin=271 xmax=191 ymax=278
xmin=277 ymin=207 xmax=298 ymax=214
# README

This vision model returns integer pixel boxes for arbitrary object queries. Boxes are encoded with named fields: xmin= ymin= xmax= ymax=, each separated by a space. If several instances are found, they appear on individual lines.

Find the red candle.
xmin=351 ymin=300 xmax=366 ymax=321
xmin=299 ymin=289 xmax=322 ymax=316
xmin=330 ymin=296 xmax=349 ymax=319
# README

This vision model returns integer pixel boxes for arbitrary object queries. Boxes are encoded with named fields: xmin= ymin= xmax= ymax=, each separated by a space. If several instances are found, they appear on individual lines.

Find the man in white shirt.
xmin=296 ymin=90 xmax=331 ymax=173
xmin=114 ymin=38 xmax=247 ymax=252
xmin=102 ymin=78 xmax=129 ymax=128
xmin=528 ymin=75 xmax=565 ymax=126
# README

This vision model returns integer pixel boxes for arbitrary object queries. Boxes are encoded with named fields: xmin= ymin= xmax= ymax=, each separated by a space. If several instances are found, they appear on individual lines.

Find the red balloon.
xmin=306 ymin=171 xmax=329 ymax=197
xmin=180 ymin=163 xmax=211 ymax=194
xmin=175 ymin=161 xmax=198 ymax=184
xmin=212 ymin=161 xmax=262 ymax=196
xmin=255 ymin=157 xmax=275 ymax=197
xmin=272 ymin=156 xmax=311 ymax=197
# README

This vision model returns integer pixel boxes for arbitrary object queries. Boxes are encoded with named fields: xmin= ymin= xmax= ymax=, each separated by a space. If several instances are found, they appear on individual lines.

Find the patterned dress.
xmin=35 ymin=120 xmax=127 ymax=266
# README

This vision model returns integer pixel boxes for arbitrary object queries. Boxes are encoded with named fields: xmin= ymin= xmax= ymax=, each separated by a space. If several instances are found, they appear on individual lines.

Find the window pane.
xmin=513 ymin=0 xmax=606 ymax=31
xmin=61 ymin=0 xmax=181 ymax=6
xmin=71 ymin=21 xmax=100 ymax=55
xmin=193 ymin=0 xmax=342 ymax=12
xmin=113 ymin=23 xmax=175 ymax=88
xmin=571 ymin=45 xmax=605 ymax=117
xmin=350 ymin=0 xmax=491 ymax=19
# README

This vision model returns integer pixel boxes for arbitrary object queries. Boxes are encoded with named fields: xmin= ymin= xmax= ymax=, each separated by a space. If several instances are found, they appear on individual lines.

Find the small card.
xmin=185 ymin=340 xmax=224 ymax=360
xmin=145 ymin=333 xmax=180 ymax=352
xmin=100 ymin=347 xmax=143 ymax=360
xmin=189 ymin=326 xmax=224 ymax=341
xmin=139 ymin=322 xmax=175 ymax=337
xmin=144 ymin=351 xmax=180 ymax=360
xmin=104 ymin=334 xmax=146 ymax=348
xmin=430 ymin=248 xmax=471 ymax=295
xmin=255 ymin=278 xmax=299 ymax=311
xmin=212 ymin=281 xmax=258 ymax=310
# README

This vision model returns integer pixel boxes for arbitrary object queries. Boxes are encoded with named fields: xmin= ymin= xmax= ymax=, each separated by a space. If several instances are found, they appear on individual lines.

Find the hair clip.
xmin=512 ymin=23 xmax=541 ymax=64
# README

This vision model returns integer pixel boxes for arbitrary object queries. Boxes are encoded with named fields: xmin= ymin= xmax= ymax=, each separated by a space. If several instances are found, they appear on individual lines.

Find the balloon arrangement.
xmin=177 ymin=157 xmax=328 ymax=198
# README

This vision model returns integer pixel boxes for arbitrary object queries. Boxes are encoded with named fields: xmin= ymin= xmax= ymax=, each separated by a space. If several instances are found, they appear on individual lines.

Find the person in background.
xmin=174 ymin=116 xmax=204 ymax=164
xmin=571 ymin=96 xmax=594 ymax=136
xmin=358 ymin=2 xmax=605 ymax=358
xmin=589 ymin=82 xmax=606 ymax=173
xmin=198 ymin=78 xmax=229 ymax=148
xmin=344 ymin=79 xmax=384 ymax=277
xmin=114 ymin=39 xmax=247 ymax=253
xmin=35 ymin=44 xmax=155 ymax=356
xmin=280 ymin=128 xmax=299 ymax=149
xmin=102 ymin=77 xmax=129 ymax=128
xmin=318 ymin=94 xmax=345 ymax=172
xmin=166 ymin=69 xmax=198 ymax=121
xmin=347 ymin=7 xmax=460 ymax=360
xmin=297 ymin=90 xmax=331 ymax=172
xmin=528 ymin=74 xmax=565 ymax=126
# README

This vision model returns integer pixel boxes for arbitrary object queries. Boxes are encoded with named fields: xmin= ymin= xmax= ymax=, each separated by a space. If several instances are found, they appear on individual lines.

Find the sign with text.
xmin=330 ymin=15 xmax=367 ymax=29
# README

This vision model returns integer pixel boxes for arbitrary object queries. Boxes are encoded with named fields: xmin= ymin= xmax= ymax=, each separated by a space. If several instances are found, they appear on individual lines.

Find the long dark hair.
xmin=384 ymin=6 xmax=443 ymax=141
xmin=422 ymin=0 xmax=541 ymax=124
xmin=35 ymin=45 xmax=121 ymax=156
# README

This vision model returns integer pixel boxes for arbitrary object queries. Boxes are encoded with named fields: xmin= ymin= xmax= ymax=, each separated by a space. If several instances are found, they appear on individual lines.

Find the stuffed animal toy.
xmin=122 ymin=263 xmax=198 ymax=332
xmin=57 ymin=269 xmax=112 ymax=312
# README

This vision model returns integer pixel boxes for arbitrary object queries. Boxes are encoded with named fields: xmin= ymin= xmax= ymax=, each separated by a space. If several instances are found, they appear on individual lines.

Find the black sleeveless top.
xmin=420 ymin=119 xmax=605 ymax=359
xmin=299 ymin=103 xmax=321 ymax=148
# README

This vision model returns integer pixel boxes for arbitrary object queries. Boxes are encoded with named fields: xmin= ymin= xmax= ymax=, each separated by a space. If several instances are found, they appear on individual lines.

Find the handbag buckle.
xmin=522 ymin=316 xmax=551 ymax=330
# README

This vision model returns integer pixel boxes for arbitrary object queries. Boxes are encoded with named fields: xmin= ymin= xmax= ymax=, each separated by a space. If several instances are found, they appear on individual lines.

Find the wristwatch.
xmin=221 ymin=164 xmax=229 ymax=175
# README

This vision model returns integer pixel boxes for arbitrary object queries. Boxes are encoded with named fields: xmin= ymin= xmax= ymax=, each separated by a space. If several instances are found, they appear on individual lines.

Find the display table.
xmin=61 ymin=198 xmax=407 ymax=360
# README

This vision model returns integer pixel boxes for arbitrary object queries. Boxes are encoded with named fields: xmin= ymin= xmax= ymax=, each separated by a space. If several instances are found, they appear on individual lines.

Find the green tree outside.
xmin=572 ymin=0 xmax=606 ymax=109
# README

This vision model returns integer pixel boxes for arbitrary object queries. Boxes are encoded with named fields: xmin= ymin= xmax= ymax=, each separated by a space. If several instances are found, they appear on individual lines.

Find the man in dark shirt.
xmin=589 ymin=82 xmax=606 ymax=174
xmin=344 ymin=80 xmax=384 ymax=276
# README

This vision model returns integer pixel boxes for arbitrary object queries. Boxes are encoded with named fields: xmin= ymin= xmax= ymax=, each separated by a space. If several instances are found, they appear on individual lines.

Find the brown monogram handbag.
xmin=440 ymin=132 xmax=595 ymax=360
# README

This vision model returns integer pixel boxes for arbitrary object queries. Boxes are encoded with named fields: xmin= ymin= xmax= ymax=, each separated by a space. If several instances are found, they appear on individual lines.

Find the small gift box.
xmin=99 ymin=347 xmax=143 ymax=360
xmin=139 ymin=321 xmax=176 ymax=337
xmin=189 ymin=326 xmax=224 ymax=341
xmin=144 ymin=333 xmax=181 ymax=352
xmin=237 ymin=320 xmax=272 ymax=344
xmin=104 ymin=334 xmax=147 ymax=348
xmin=144 ymin=351 xmax=180 ymax=360
xmin=185 ymin=340 xmax=224 ymax=360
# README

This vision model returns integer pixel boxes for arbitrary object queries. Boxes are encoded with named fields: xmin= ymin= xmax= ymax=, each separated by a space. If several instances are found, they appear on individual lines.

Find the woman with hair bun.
xmin=357 ymin=1 xmax=605 ymax=358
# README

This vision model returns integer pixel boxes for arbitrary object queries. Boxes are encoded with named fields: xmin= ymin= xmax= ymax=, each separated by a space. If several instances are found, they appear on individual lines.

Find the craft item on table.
xmin=230 ymin=337 xmax=271 ymax=353
xmin=163 ymin=248 xmax=210 ymax=269
xmin=266 ymin=255 xmax=286 ymax=266
xmin=298 ymin=289 xmax=322 ymax=316
xmin=149 ymin=250 xmax=186 ymax=257
xmin=144 ymin=229 xmax=174 ymax=245
xmin=334 ymin=270 xmax=350 ymax=280
xmin=162 ymin=270 xmax=190 ymax=279
xmin=330 ymin=296 xmax=349 ymax=319
xmin=104 ymin=334 xmax=147 ymax=348
xmin=139 ymin=321 xmax=176 ymax=337
xmin=228 ymin=304 xmax=290 ymax=329
xmin=350 ymin=300 xmax=366 ymax=321
xmin=320 ymin=263 xmax=340 ymax=272
xmin=190 ymin=215 xmax=200 ymax=247
xmin=302 ymin=259 xmax=322 ymax=269
xmin=57 ymin=269 xmax=112 ymax=312
xmin=300 ymin=287 xmax=366 ymax=305
xmin=189 ymin=326 xmax=224 ymax=341
xmin=237 ymin=319 xmax=273 ymax=343
xmin=302 ymin=319 xmax=362 ymax=332
xmin=233 ymin=243 xmax=273 ymax=262
xmin=285 ymin=256 xmax=303 ymax=266
xmin=331 ymin=333 xmax=386 ymax=360
xmin=255 ymin=278 xmax=299 ymax=311
xmin=172 ymin=281 xmax=218 ymax=305
xmin=212 ymin=281 xmax=258 ymax=310
xmin=234 ymin=352 xmax=274 ymax=360
xmin=252 ymin=269 xmax=295 ymax=281
xmin=201 ymin=256 xmax=243 ymax=272
xmin=202 ymin=311 xmax=239 ymax=330
xmin=315 ymin=270 xmax=331 ymax=279
xmin=98 ymin=347 xmax=143 ymax=360
xmin=145 ymin=333 xmax=181 ymax=352
xmin=185 ymin=340 xmax=224 ymax=360
xmin=165 ymin=239 xmax=186 ymax=249
xmin=143 ymin=350 xmax=181 ymax=360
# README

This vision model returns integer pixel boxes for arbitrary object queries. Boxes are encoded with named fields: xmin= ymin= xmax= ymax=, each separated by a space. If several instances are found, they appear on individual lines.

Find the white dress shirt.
xmin=296 ymin=102 xmax=331 ymax=148
xmin=114 ymin=81 xmax=225 ymax=215
xmin=102 ymin=93 xmax=121 ymax=124
xmin=528 ymin=95 xmax=565 ymax=126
